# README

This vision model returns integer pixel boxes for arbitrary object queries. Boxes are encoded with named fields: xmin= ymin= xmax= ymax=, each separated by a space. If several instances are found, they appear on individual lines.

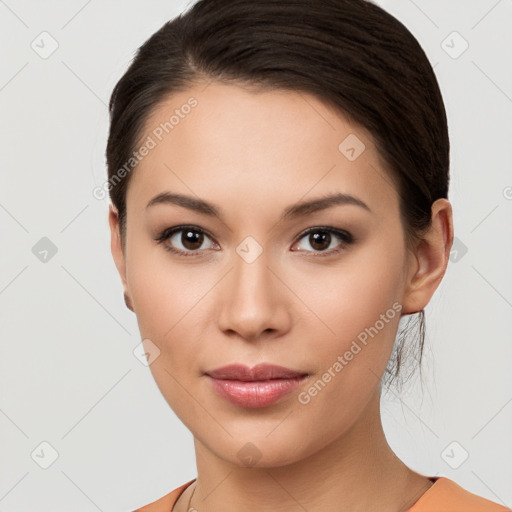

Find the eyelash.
xmin=154 ymin=225 xmax=355 ymax=258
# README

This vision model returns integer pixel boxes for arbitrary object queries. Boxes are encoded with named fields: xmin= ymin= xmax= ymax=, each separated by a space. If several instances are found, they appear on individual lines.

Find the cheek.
xmin=293 ymin=269 xmax=403 ymax=441
xmin=293 ymin=238 xmax=405 ymax=390
xmin=303 ymin=248 xmax=403 ymax=344
xmin=127 ymin=267 xmax=175 ymax=342
xmin=126 ymin=253 xmax=207 ymax=421
xmin=126 ymin=235 xmax=193 ymax=337
xmin=125 ymin=242 xmax=217 ymax=376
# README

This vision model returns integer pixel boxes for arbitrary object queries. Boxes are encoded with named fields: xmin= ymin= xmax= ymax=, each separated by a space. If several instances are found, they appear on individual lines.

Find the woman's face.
xmin=110 ymin=81 xmax=423 ymax=467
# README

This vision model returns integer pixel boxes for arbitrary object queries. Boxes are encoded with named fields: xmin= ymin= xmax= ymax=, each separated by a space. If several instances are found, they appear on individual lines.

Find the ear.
xmin=401 ymin=198 xmax=454 ymax=315
xmin=108 ymin=204 xmax=134 ymax=312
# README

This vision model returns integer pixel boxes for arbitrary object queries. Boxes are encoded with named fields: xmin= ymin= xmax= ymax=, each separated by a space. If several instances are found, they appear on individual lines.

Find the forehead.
xmin=126 ymin=81 xmax=399 ymax=219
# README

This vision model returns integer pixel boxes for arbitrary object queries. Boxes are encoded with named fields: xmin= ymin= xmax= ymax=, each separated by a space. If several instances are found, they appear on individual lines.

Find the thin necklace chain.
xmin=185 ymin=481 xmax=197 ymax=511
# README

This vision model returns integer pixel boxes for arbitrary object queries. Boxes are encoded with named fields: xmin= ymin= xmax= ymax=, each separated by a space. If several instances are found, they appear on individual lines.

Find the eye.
xmin=155 ymin=225 xmax=354 ymax=258
xmin=154 ymin=226 xmax=219 ymax=257
xmin=292 ymin=227 xmax=354 ymax=256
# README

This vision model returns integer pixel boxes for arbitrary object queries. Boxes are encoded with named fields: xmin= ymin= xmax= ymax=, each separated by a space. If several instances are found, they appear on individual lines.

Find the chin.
xmin=195 ymin=422 xmax=322 ymax=469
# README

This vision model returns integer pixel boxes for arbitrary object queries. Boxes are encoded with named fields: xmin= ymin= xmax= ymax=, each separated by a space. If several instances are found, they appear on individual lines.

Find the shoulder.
xmin=409 ymin=477 xmax=511 ymax=512
xmin=132 ymin=479 xmax=196 ymax=512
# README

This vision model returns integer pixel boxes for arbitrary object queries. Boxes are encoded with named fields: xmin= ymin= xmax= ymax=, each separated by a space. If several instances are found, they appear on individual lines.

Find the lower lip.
xmin=207 ymin=375 xmax=307 ymax=408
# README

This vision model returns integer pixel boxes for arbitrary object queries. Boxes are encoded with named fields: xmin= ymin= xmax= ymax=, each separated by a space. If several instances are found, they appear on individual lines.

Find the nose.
xmin=216 ymin=247 xmax=292 ymax=342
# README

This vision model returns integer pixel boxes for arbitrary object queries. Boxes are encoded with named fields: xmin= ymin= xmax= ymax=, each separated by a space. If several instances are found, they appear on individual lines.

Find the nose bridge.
xmin=217 ymin=236 xmax=288 ymax=338
xmin=232 ymin=239 xmax=274 ymax=313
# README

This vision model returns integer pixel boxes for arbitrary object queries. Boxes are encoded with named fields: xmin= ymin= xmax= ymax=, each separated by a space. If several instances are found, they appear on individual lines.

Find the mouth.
xmin=204 ymin=363 xmax=309 ymax=408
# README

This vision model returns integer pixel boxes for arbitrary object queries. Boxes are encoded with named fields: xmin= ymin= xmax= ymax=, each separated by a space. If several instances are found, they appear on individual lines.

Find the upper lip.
xmin=205 ymin=363 xmax=308 ymax=381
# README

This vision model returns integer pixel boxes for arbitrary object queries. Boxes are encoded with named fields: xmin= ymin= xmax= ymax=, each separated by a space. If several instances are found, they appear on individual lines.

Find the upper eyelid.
xmin=162 ymin=225 xmax=216 ymax=242
xmin=158 ymin=225 xmax=351 ymax=250
xmin=159 ymin=225 xmax=347 ymax=239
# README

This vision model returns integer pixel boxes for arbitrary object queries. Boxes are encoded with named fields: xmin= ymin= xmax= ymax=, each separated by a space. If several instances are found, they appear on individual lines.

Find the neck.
xmin=180 ymin=387 xmax=433 ymax=512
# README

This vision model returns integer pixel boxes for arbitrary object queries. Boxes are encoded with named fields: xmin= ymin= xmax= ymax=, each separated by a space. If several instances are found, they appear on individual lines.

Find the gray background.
xmin=1 ymin=0 xmax=511 ymax=510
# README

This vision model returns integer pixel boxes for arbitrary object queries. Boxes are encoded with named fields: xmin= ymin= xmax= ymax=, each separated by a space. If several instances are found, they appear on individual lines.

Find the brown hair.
xmin=105 ymin=0 xmax=450 ymax=391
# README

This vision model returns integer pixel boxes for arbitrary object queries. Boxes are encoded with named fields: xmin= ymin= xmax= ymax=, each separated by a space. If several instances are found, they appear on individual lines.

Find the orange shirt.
xmin=133 ymin=476 xmax=511 ymax=512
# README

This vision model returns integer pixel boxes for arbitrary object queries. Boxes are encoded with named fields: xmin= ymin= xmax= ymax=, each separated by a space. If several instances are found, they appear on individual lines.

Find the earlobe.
xmin=124 ymin=292 xmax=134 ymax=312
xmin=401 ymin=199 xmax=454 ymax=315
xmin=108 ymin=204 xmax=133 ymax=311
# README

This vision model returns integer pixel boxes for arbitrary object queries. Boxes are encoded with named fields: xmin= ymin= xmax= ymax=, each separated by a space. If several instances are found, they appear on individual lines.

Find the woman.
xmin=105 ymin=0 xmax=509 ymax=510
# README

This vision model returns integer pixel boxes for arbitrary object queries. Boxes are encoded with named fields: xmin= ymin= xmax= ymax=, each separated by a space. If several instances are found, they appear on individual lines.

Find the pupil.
xmin=310 ymin=231 xmax=330 ymax=251
xmin=182 ymin=230 xmax=203 ymax=250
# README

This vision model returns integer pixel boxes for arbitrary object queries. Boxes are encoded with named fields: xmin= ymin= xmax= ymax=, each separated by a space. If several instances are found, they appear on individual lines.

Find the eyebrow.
xmin=145 ymin=191 xmax=372 ymax=220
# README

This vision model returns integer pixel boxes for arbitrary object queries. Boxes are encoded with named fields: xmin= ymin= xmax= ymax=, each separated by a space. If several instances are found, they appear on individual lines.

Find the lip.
xmin=205 ymin=363 xmax=308 ymax=408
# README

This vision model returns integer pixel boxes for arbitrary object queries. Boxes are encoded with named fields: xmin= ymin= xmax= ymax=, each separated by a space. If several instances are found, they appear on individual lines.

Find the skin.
xmin=109 ymin=81 xmax=454 ymax=512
